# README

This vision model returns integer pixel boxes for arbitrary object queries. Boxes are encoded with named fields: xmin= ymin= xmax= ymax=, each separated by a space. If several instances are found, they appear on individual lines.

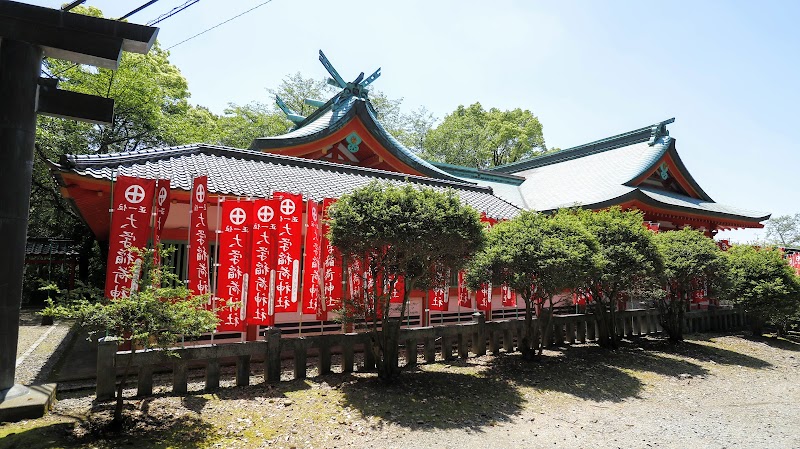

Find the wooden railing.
xmin=96 ymin=307 xmax=747 ymax=400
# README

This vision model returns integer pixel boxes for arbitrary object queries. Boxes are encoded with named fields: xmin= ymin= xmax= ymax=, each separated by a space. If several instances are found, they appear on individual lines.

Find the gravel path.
xmin=2 ymin=332 xmax=799 ymax=449
xmin=13 ymin=309 xmax=74 ymax=385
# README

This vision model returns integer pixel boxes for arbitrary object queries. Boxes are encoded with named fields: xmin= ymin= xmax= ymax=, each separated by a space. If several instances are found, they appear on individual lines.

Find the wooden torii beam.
xmin=0 ymin=0 xmax=157 ymax=404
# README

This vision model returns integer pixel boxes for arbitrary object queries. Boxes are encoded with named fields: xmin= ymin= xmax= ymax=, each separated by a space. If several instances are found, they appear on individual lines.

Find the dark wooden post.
xmin=0 ymin=39 xmax=43 ymax=391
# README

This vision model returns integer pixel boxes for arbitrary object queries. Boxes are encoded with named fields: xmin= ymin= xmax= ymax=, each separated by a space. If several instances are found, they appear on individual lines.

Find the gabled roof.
xmin=53 ymin=144 xmax=520 ymax=220
xmin=251 ymin=97 xmax=461 ymax=182
xmin=436 ymin=119 xmax=769 ymax=226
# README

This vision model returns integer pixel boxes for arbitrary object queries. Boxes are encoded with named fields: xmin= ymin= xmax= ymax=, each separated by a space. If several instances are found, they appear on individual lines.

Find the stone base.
xmin=0 ymin=383 xmax=57 ymax=422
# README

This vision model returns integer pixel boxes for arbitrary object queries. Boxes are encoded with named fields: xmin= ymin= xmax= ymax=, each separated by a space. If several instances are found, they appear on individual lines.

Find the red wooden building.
xmin=50 ymin=53 xmax=768 ymax=329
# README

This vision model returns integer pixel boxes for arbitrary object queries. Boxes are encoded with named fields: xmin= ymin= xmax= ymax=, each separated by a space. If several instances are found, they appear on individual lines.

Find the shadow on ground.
xmin=337 ymin=367 xmax=524 ymax=430
xmin=640 ymin=334 xmax=774 ymax=368
xmin=0 ymin=413 xmax=217 ymax=449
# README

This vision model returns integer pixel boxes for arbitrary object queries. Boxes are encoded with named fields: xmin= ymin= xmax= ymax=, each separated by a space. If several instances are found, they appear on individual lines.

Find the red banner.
xmin=428 ymin=267 xmax=449 ymax=311
xmin=476 ymin=283 xmax=492 ymax=312
xmin=302 ymin=200 xmax=323 ymax=315
xmin=475 ymin=213 xmax=497 ymax=312
xmin=215 ymin=200 xmax=253 ymax=332
xmin=247 ymin=199 xmax=277 ymax=326
xmin=387 ymin=274 xmax=405 ymax=304
xmin=318 ymin=198 xmax=342 ymax=321
xmin=428 ymin=285 xmax=448 ymax=311
xmin=152 ymin=179 xmax=171 ymax=265
xmin=788 ymin=253 xmax=800 ymax=276
xmin=274 ymin=192 xmax=303 ymax=313
xmin=457 ymin=270 xmax=471 ymax=308
xmin=644 ymin=221 xmax=660 ymax=233
xmin=501 ymin=284 xmax=516 ymax=307
xmin=188 ymin=176 xmax=210 ymax=298
xmin=348 ymin=256 xmax=365 ymax=307
xmin=105 ymin=176 xmax=155 ymax=300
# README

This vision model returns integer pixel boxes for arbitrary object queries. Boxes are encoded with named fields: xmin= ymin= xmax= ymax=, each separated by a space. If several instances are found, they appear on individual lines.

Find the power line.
xmin=119 ymin=0 xmax=162 ymax=21
xmin=166 ymin=0 xmax=274 ymax=51
xmin=147 ymin=0 xmax=200 ymax=26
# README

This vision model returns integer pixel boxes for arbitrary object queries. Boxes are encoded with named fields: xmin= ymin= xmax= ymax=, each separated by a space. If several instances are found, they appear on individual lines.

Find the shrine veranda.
xmin=49 ymin=52 xmax=771 ymax=341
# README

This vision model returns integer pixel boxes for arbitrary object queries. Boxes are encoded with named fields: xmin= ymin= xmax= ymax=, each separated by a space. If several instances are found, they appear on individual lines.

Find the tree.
xmin=653 ymin=229 xmax=729 ymax=342
xmin=575 ymin=208 xmax=663 ymax=349
xmin=31 ymin=5 xmax=217 ymax=295
xmin=42 ymin=247 xmax=218 ymax=430
xmin=394 ymin=106 xmax=437 ymax=154
xmin=216 ymin=102 xmax=291 ymax=148
xmin=764 ymin=214 xmax=800 ymax=247
xmin=327 ymin=182 xmax=485 ymax=381
xmin=467 ymin=210 xmax=600 ymax=359
xmin=421 ymin=103 xmax=548 ymax=168
xmin=725 ymin=245 xmax=800 ymax=336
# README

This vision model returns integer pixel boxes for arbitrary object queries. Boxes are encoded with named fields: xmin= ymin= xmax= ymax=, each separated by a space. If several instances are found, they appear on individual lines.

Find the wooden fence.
xmin=96 ymin=307 xmax=747 ymax=400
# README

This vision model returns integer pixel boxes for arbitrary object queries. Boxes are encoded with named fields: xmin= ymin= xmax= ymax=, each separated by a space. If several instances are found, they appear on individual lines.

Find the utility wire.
xmin=166 ymin=0 xmax=274 ymax=50
xmin=119 ymin=0 xmax=162 ymax=20
xmin=147 ymin=0 xmax=200 ymax=26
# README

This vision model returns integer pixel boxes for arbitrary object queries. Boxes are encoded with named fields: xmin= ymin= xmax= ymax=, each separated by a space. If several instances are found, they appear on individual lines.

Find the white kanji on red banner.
xmin=105 ymin=176 xmax=155 ymax=300
xmin=273 ymin=192 xmax=302 ymax=313
xmin=188 ymin=176 xmax=210 ymax=298
xmin=247 ymin=199 xmax=277 ymax=326
xmin=215 ymin=200 xmax=253 ymax=332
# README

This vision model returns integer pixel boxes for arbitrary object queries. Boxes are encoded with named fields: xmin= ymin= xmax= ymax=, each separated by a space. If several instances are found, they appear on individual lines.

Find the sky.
xmin=29 ymin=0 xmax=800 ymax=243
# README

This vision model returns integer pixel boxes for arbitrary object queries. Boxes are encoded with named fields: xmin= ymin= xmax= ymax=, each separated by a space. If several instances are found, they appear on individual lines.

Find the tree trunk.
xmin=110 ymin=349 xmax=134 ymax=431
xmin=521 ymin=301 xmax=535 ymax=360
xmin=537 ymin=308 xmax=553 ymax=357
xmin=376 ymin=318 xmax=401 ymax=382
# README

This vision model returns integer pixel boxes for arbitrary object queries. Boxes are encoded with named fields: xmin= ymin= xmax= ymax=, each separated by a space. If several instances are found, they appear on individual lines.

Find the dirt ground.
xmin=2 ymin=332 xmax=799 ymax=449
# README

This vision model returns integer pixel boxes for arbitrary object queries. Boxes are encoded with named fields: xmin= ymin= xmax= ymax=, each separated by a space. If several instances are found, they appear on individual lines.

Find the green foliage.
xmin=217 ymin=102 xmax=291 ymax=148
xmin=575 ymin=208 xmax=663 ymax=348
xmin=421 ymin=102 xmax=548 ymax=168
xmin=725 ymin=245 xmax=800 ymax=336
xmin=467 ymin=210 xmax=599 ymax=358
xmin=653 ymin=229 xmax=729 ymax=341
xmin=42 ymin=247 xmax=218 ymax=349
xmin=327 ymin=181 xmax=485 ymax=380
xmin=764 ymin=214 xmax=800 ymax=247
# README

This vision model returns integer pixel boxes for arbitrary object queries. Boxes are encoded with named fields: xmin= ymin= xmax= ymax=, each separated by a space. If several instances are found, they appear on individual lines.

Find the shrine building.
xmin=49 ymin=52 xmax=769 ymax=330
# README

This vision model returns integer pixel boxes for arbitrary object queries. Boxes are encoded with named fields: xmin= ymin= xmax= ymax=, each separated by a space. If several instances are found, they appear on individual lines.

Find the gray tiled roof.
xmin=26 ymin=238 xmax=78 ymax=258
xmin=439 ymin=119 xmax=769 ymax=223
xmin=55 ymin=144 xmax=521 ymax=219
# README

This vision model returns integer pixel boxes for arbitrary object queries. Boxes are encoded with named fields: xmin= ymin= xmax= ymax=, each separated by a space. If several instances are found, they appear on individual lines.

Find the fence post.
xmin=471 ymin=312 xmax=487 ymax=356
xmin=173 ymin=359 xmax=188 ymax=394
xmin=236 ymin=354 xmax=251 ymax=386
xmin=318 ymin=339 xmax=332 ymax=376
xmin=294 ymin=337 xmax=309 ymax=379
xmin=266 ymin=328 xmax=282 ymax=383
xmin=96 ymin=337 xmax=118 ymax=401
xmin=206 ymin=359 xmax=220 ymax=391
xmin=405 ymin=337 xmax=418 ymax=367
xmin=137 ymin=364 xmax=153 ymax=397
xmin=342 ymin=336 xmax=355 ymax=373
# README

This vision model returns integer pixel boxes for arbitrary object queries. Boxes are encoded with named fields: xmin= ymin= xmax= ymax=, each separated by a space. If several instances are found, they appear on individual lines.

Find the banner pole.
xmin=210 ymin=195 xmax=223 ymax=345
xmin=298 ymin=197 xmax=307 ymax=337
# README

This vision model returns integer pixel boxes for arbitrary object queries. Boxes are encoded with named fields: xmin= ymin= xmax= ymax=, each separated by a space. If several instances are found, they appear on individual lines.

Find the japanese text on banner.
xmin=215 ymin=200 xmax=253 ymax=332
xmin=318 ymin=198 xmax=342 ymax=321
xmin=247 ymin=199 xmax=277 ymax=326
xmin=105 ymin=176 xmax=155 ymax=300
xmin=302 ymin=200 xmax=322 ymax=315
xmin=188 ymin=176 xmax=210 ymax=298
xmin=273 ymin=192 xmax=303 ymax=313
xmin=153 ymin=179 xmax=171 ymax=265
